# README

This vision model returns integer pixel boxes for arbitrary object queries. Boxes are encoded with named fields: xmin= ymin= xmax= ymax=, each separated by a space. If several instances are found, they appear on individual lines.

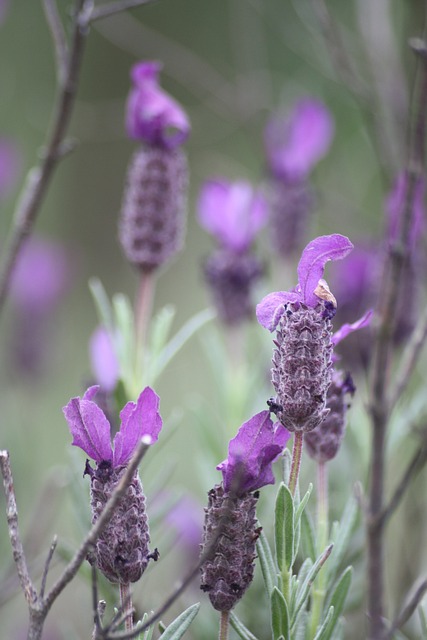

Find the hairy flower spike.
xmin=119 ymin=146 xmax=188 ymax=273
xmin=271 ymin=303 xmax=333 ymax=432
xmin=304 ymin=370 xmax=355 ymax=462
xmin=200 ymin=485 xmax=260 ymax=611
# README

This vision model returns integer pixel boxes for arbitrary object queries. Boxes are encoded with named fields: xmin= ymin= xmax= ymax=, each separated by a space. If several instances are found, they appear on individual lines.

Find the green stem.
xmin=119 ymin=582 xmax=133 ymax=632
xmin=134 ymin=271 xmax=155 ymax=384
xmin=219 ymin=610 xmax=230 ymax=640
xmin=309 ymin=461 xmax=329 ymax=638
xmin=288 ymin=431 xmax=304 ymax=496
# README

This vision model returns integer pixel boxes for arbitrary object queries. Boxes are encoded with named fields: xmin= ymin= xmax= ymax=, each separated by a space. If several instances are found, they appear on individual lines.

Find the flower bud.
xmin=119 ymin=146 xmax=188 ymax=273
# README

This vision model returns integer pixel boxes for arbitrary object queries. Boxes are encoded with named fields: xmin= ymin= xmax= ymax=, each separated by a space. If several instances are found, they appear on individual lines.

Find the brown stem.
xmin=119 ymin=583 xmax=133 ymax=632
xmin=135 ymin=271 xmax=155 ymax=357
xmin=218 ymin=610 xmax=230 ymax=640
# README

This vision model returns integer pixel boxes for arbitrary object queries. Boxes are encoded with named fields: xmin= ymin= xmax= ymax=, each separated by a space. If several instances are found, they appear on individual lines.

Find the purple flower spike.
xmin=265 ymin=99 xmax=334 ymax=181
xmin=63 ymin=386 xmax=162 ymax=466
xmin=217 ymin=411 xmax=290 ymax=495
xmin=126 ymin=61 xmax=190 ymax=149
xmin=198 ymin=179 xmax=268 ymax=253
xmin=256 ymin=234 xmax=353 ymax=332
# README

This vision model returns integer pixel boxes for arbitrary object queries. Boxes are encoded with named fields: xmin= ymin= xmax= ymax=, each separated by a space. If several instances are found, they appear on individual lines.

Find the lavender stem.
xmin=288 ymin=432 xmax=304 ymax=496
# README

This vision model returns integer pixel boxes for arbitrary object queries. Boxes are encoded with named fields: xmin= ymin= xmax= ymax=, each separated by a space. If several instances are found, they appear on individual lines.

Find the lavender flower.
xmin=257 ymin=234 xmax=353 ymax=433
xmin=198 ymin=179 xmax=268 ymax=325
xmin=63 ymin=386 xmax=162 ymax=583
xmin=264 ymin=99 xmax=334 ymax=257
xmin=200 ymin=411 xmax=289 ymax=611
xmin=89 ymin=327 xmax=119 ymax=394
xmin=120 ymin=61 xmax=189 ymax=273
xmin=304 ymin=370 xmax=355 ymax=463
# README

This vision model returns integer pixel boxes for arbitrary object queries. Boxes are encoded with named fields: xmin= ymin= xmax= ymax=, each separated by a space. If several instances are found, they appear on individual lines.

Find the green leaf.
xmin=293 ymin=610 xmax=308 ymax=640
xmin=158 ymin=603 xmax=200 ymax=639
xmin=256 ymin=525 xmax=277 ymax=596
xmin=294 ymin=484 xmax=313 ymax=527
xmin=89 ymin=277 xmax=114 ymax=333
xmin=292 ymin=546 xmax=333 ymax=627
xmin=281 ymin=448 xmax=292 ymax=485
xmin=300 ymin=508 xmax=316 ymax=562
xmin=327 ymin=498 xmax=358 ymax=585
xmin=419 ymin=604 xmax=427 ymax=636
xmin=229 ymin=612 xmax=260 ymax=640
xmin=313 ymin=606 xmax=335 ymax=640
xmin=271 ymin=586 xmax=290 ymax=640
xmin=152 ymin=308 xmax=215 ymax=382
xmin=275 ymin=483 xmax=295 ymax=572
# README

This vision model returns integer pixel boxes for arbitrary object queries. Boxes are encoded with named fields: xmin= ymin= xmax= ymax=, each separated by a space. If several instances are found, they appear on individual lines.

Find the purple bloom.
xmin=217 ymin=410 xmax=290 ymax=495
xmin=63 ymin=385 xmax=162 ymax=467
xmin=265 ymin=99 xmax=334 ymax=181
xmin=0 ymin=138 xmax=21 ymax=200
xmin=198 ymin=179 xmax=268 ymax=253
xmin=332 ymin=309 xmax=373 ymax=348
xmin=89 ymin=327 xmax=120 ymax=393
xmin=125 ymin=61 xmax=190 ymax=149
xmin=256 ymin=234 xmax=354 ymax=331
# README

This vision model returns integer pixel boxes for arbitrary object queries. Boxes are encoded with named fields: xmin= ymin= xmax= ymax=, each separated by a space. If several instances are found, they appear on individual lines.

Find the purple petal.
xmin=265 ymin=99 xmax=334 ymax=181
xmin=256 ymin=290 xmax=301 ymax=331
xmin=332 ymin=309 xmax=373 ymax=346
xmin=125 ymin=61 xmax=190 ymax=149
xmin=89 ymin=327 xmax=120 ymax=393
xmin=298 ymin=234 xmax=354 ymax=307
xmin=63 ymin=388 xmax=113 ymax=462
xmin=217 ymin=411 xmax=290 ymax=494
xmin=198 ymin=179 xmax=268 ymax=252
xmin=113 ymin=386 xmax=163 ymax=466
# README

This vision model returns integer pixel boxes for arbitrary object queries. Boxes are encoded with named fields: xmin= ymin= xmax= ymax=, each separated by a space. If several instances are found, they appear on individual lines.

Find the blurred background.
xmin=1 ymin=0 xmax=427 ymax=637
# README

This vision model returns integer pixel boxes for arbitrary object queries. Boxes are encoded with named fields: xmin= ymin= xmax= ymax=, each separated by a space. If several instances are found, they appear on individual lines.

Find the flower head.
xmin=63 ymin=385 xmax=162 ymax=467
xmin=125 ymin=61 xmax=190 ymax=149
xmin=256 ymin=234 xmax=354 ymax=332
xmin=198 ymin=179 xmax=268 ymax=253
xmin=217 ymin=410 xmax=290 ymax=496
xmin=265 ymin=99 xmax=334 ymax=182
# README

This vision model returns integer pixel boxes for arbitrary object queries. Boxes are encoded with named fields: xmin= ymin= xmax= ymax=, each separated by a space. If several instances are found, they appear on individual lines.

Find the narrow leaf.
xmin=271 ymin=586 xmax=290 ymax=640
xmin=89 ymin=277 xmax=114 ymax=333
xmin=313 ymin=606 xmax=335 ymax=640
xmin=300 ymin=508 xmax=316 ymax=562
xmin=256 ymin=526 xmax=277 ymax=596
xmin=419 ymin=605 xmax=427 ymax=637
xmin=158 ymin=603 xmax=200 ymax=640
xmin=292 ymin=546 xmax=333 ymax=627
xmin=327 ymin=497 xmax=358 ymax=585
xmin=275 ymin=483 xmax=295 ymax=572
xmin=295 ymin=483 xmax=313 ymax=527
xmin=229 ymin=612 xmax=260 ymax=640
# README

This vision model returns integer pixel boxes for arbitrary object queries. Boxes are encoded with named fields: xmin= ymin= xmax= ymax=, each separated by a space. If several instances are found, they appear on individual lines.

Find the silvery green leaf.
xmin=326 ymin=498 xmax=358 ymax=586
xmin=256 ymin=525 xmax=277 ymax=596
xmin=275 ymin=483 xmax=295 ymax=571
xmin=292 ymin=546 xmax=333 ymax=627
xmin=300 ymin=508 xmax=316 ymax=562
xmin=229 ymin=612 xmax=260 ymax=640
xmin=152 ymin=308 xmax=214 ymax=383
xmin=293 ymin=610 xmax=308 ymax=640
xmin=295 ymin=484 xmax=313 ymax=527
xmin=158 ymin=603 xmax=200 ymax=639
xmin=281 ymin=448 xmax=292 ymax=485
xmin=89 ymin=277 xmax=114 ymax=333
xmin=419 ymin=605 xmax=427 ymax=636
xmin=321 ymin=567 xmax=353 ymax=640
xmin=313 ymin=606 xmax=335 ymax=640
xmin=271 ymin=586 xmax=290 ymax=640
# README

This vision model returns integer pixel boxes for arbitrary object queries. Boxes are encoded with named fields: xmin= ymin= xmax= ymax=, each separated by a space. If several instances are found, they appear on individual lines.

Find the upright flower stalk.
xmin=120 ymin=61 xmax=190 ymax=354
xmin=63 ymin=385 xmax=163 ymax=629
xmin=200 ymin=411 xmax=289 ymax=635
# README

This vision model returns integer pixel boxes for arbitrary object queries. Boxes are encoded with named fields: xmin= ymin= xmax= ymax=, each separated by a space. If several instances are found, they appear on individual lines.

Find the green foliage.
xmin=157 ymin=603 xmax=200 ymax=639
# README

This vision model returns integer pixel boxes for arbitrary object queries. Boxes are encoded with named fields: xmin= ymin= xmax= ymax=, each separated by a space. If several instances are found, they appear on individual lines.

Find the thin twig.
xmin=376 ymin=443 xmax=427 ymax=530
xmin=386 ymin=579 xmax=427 ymax=638
xmin=89 ymin=0 xmax=157 ymax=22
xmin=42 ymin=0 xmax=68 ymax=83
xmin=40 ymin=536 xmax=57 ymax=599
xmin=0 ymin=451 xmax=37 ymax=607
xmin=389 ymin=303 xmax=427 ymax=408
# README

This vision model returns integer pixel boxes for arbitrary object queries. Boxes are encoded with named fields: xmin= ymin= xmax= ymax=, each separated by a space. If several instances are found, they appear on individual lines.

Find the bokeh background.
xmin=1 ymin=0 xmax=427 ymax=637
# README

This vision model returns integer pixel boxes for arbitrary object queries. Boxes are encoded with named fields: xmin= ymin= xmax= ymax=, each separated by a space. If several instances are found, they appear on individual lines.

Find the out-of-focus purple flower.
xmin=89 ymin=327 xmax=120 ymax=393
xmin=10 ymin=237 xmax=71 ymax=312
xmin=256 ymin=234 xmax=353 ymax=332
xmin=386 ymin=172 xmax=425 ymax=250
xmin=63 ymin=385 xmax=162 ymax=467
xmin=198 ymin=179 xmax=268 ymax=253
xmin=0 ymin=138 xmax=21 ymax=200
xmin=217 ymin=410 xmax=290 ymax=496
xmin=125 ymin=61 xmax=190 ymax=149
xmin=166 ymin=495 xmax=203 ymax=553
xmin=265 ymin=99 xmax=334 ymax=182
